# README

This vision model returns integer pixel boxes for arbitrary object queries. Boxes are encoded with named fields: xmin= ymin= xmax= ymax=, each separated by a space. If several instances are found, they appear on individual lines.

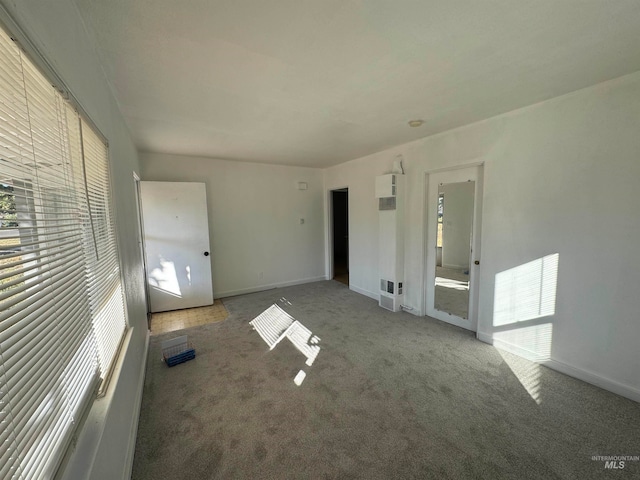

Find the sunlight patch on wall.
xmin=149 ymin=256 xmax=182 ymax=297
xmin=494 ymin=254 xmax=559 ymax=327
xmin=492 ymin=254 xmax=559 ymax=404
xmin=494 ymin=323 xmax=553 ymax=362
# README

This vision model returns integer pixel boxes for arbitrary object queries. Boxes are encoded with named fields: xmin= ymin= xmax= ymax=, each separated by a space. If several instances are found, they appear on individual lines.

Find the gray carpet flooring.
xmin=132 ymin=281 xmax=640 ymax=479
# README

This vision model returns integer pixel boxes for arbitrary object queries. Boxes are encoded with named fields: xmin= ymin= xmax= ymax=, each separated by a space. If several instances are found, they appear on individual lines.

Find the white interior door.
xmin=425 ymin=166 xmax=483 ymax=331
xmin=140 ymin=181 xmax=213 ymax=313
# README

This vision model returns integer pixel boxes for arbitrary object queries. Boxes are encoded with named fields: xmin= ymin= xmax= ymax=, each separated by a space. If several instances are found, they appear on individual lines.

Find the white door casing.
xmin=425 ymin=165 xmax=483 ymax=331
xmin=140 ymin=181 xmax=213 ymax=312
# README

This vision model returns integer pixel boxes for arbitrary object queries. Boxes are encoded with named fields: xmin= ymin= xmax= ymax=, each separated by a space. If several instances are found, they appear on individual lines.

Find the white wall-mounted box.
xmin=377 ymin=174 xmax=404 ymax=312
xmin=375 ymin=174 xmax=397 ymax=198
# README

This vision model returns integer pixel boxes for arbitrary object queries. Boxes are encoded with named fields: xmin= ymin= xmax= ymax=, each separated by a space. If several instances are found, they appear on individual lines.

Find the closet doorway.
xmin=331 ymin=189 xmax=349 ymax=285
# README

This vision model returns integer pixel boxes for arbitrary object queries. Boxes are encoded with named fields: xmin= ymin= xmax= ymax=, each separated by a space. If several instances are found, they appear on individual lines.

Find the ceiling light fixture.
xmin=408 ymin=119 xmax=424 ymax=127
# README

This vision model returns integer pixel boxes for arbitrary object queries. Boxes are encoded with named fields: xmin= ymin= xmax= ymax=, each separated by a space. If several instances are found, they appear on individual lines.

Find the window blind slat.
xmin=0 ymin=240 xmax=83 ymax=276
xmin=2 ymin=273 xmax=88 ymax=356
xmin=0 ymin=244 xmax=83 ymax=284
xmin=0 ymin=253 xmax=85 ymax=314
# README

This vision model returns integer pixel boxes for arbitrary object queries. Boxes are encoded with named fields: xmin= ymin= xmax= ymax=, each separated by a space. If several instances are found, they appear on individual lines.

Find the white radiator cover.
xmin=377 ymin=174 xmax=404 ymax=312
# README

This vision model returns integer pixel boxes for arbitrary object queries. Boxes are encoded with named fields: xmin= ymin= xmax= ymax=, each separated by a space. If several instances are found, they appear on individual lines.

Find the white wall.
xmin=440 ymin=182 xmax=474 ymax=270
xmin=324 ymin=72 xmax=640 ymax=402
xmin=0 ymin=1 xmax=149 ymax=479
xmin=324 ymin=156 xmax=392 ymax=299
xmin=140 ymin=153 xmax=325 ymax=298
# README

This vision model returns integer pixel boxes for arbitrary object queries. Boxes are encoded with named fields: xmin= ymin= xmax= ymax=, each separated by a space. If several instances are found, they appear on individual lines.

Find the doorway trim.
xmin=423 ymin=162 xmax=484 ymax=333
xmin=133 ymin=172 xmax=151 ymax=325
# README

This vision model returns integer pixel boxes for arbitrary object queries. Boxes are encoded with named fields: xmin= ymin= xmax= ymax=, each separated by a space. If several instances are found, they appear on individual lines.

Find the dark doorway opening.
xmin=332 ymin=189 xmax=349 ymax=285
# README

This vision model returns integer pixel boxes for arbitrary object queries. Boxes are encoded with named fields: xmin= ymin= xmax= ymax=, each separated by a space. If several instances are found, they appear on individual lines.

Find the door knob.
xmin=474 ymin=260 xmax=479 ymax=265
xmin=204 ymin=251 xmax=210 ymax=256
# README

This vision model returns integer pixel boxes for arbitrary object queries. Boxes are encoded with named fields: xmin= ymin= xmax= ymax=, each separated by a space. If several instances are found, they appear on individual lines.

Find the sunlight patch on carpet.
xmin=294 ymin=370 xmax=306 ymax=386
xmin=249 ymin=304 xmax=296 ymax=350
xmin=250 ymin=304 xmax=322 ymax=383
xmin=498 ymin=350 xmax=543 ymax=405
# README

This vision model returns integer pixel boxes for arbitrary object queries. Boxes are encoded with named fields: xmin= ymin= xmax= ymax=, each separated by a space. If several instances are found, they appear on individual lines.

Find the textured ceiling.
xmin=72 ymin=0 xmax=640 ymax=167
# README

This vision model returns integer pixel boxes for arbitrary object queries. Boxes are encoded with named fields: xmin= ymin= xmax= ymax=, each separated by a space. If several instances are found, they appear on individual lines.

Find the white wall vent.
xmin=380 ymin=292 xmax=404 ymax=311
xmin=380 ymin=295 xmax=395 ymax=312
xmin=380 ymin=294 xmax=395 ymax=311
xmin=380 ymin=279 xmax=395 ymax=294
xmin=378 ymin=197 xmax=396 ymax=211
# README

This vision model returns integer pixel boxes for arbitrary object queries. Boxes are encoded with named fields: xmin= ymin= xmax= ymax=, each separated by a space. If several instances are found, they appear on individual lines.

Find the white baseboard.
xmin=542 ymin=359 xmax=640 ymax=403
xmin=476 ymin=331 xmax=493 ymax=344
xmin=477 ymin=331 xmax=542 ymax=361
xmin=442 ymin=263 xmax=468 ymax=271
xmin=491 ymin=336 xmax=548 ymax=362
xmin=215 ymin=276 xmax=327 ymax=299
xmin=348 ymin=284 xmax=378 ymax=301
xmin=476 ymin=332 xmax=640 ymax=403
xmin=402 ymin=306 xmax=423 ymax=317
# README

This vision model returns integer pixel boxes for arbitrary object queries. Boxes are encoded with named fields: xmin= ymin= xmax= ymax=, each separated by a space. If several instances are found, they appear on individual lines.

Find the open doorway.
xmin=331 ymin=189 xmax=349 ymax=285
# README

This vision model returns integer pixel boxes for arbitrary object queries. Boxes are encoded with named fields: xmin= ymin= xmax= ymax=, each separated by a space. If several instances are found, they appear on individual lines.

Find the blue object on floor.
xmin=164 ymin=346 xmax=195 ymax=367
xmin=161 ymin=335 xmax=196 ymax=367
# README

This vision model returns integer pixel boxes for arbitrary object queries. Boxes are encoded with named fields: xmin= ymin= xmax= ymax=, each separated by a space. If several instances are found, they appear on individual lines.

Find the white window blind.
xmin=79 ymin=121 xmax=127 ymax=381
xmin=0 ymin=25 xmax=126 ymax=480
